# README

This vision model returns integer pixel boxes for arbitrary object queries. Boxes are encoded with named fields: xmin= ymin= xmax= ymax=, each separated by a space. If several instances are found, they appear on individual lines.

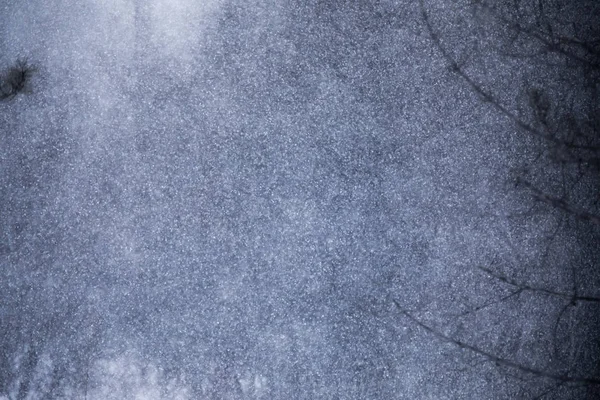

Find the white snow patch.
xmin=86 ymin=354 xmax=190 ymax=400
xmin=149 ymin=0 xmax=221 ymax=58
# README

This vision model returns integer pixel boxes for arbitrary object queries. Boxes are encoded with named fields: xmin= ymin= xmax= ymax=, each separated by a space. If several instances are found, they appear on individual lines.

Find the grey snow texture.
xmin=0 ymin=0 xmax=599 ymax=399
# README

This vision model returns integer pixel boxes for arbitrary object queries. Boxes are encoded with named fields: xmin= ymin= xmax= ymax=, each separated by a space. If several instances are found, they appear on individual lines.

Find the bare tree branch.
xmin=516 ymin=178 xmax=600 ymax=226
xmin=475 ymin=2 xmax=600 ymax=70
xmin=419 ymin=0 xmax=600 ymax=154
xmin=393 ymin=300 xmax=600 ymax=385
xmin=476 ymin=265 xmax=600 ymax=303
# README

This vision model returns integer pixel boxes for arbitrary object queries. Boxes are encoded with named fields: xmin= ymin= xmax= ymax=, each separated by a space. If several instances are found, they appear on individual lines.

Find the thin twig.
xmin=419 ymin=0 xmax=600 ymax=154
xmin=477 ymin=264 xmax=600 ymax=303
xmin=393 ymin=299 xmax=600 ymax=385
xmin=517 ymin=178 xmax=600 ymax=226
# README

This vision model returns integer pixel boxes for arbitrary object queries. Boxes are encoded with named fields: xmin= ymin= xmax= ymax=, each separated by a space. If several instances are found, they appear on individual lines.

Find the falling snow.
xmin=1 ymin=0 xmax=599 ymax=399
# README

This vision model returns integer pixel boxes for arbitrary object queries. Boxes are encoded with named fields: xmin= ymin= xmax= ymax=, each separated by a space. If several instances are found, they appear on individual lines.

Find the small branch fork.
xmin=419 ymin=0 xmax=600 ymax=224
xmin=516 ymin=178 xmax=600 ymax=226
xmin=476 ymin=264 xmax=600 ymax=304
xmin=475 ymin=1 xmax=600 ymax=71
xmin=418 ymin=0 xmax=600 ymax=155
xmin=393 ymin=300 xmax=600 ymax=385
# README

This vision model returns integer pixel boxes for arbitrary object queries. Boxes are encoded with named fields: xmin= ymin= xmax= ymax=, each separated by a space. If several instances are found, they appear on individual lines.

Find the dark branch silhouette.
xmin=516 ymin=177 xmax=600 ymax=225
xmin=476 ymin=264 xmax=600 ymax=304
xmin=393 ymin=300 xmax=600 ymax=385
xmin=420 ymin=1 xmax=599 ymax=150
xmin=0 ymin=59 xmax=36 ymax=100
xmin=420 ymin=0 xmax=600 ymax=224
xmin=476 ymin=2 xmax=600 ymax=70
xmin=408 ymin=4 xmax=600 ymax=395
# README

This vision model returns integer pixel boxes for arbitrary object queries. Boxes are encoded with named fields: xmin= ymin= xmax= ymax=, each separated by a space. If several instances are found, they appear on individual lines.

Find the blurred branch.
xmin=516 ymin=178 xmax=600 ymax=226
xmin=531 ymin=381 xmax=568 ymax=399
xmin=476 ymin=1 xmax=600 ymax=70
xmin=0 ymin=59 xmax=36 ymax=101
xmin=476 ymin=264 xmax=600 ymax=303
xmin=393 ymin=300 xmax=600 ymax=385
xmin=453 ymin=288 xmax=523 ymax=317
xmin=421 ymin=0 xmax=600 ymax=226
xmin=419 ymin=0 xmax=600 ymax=155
